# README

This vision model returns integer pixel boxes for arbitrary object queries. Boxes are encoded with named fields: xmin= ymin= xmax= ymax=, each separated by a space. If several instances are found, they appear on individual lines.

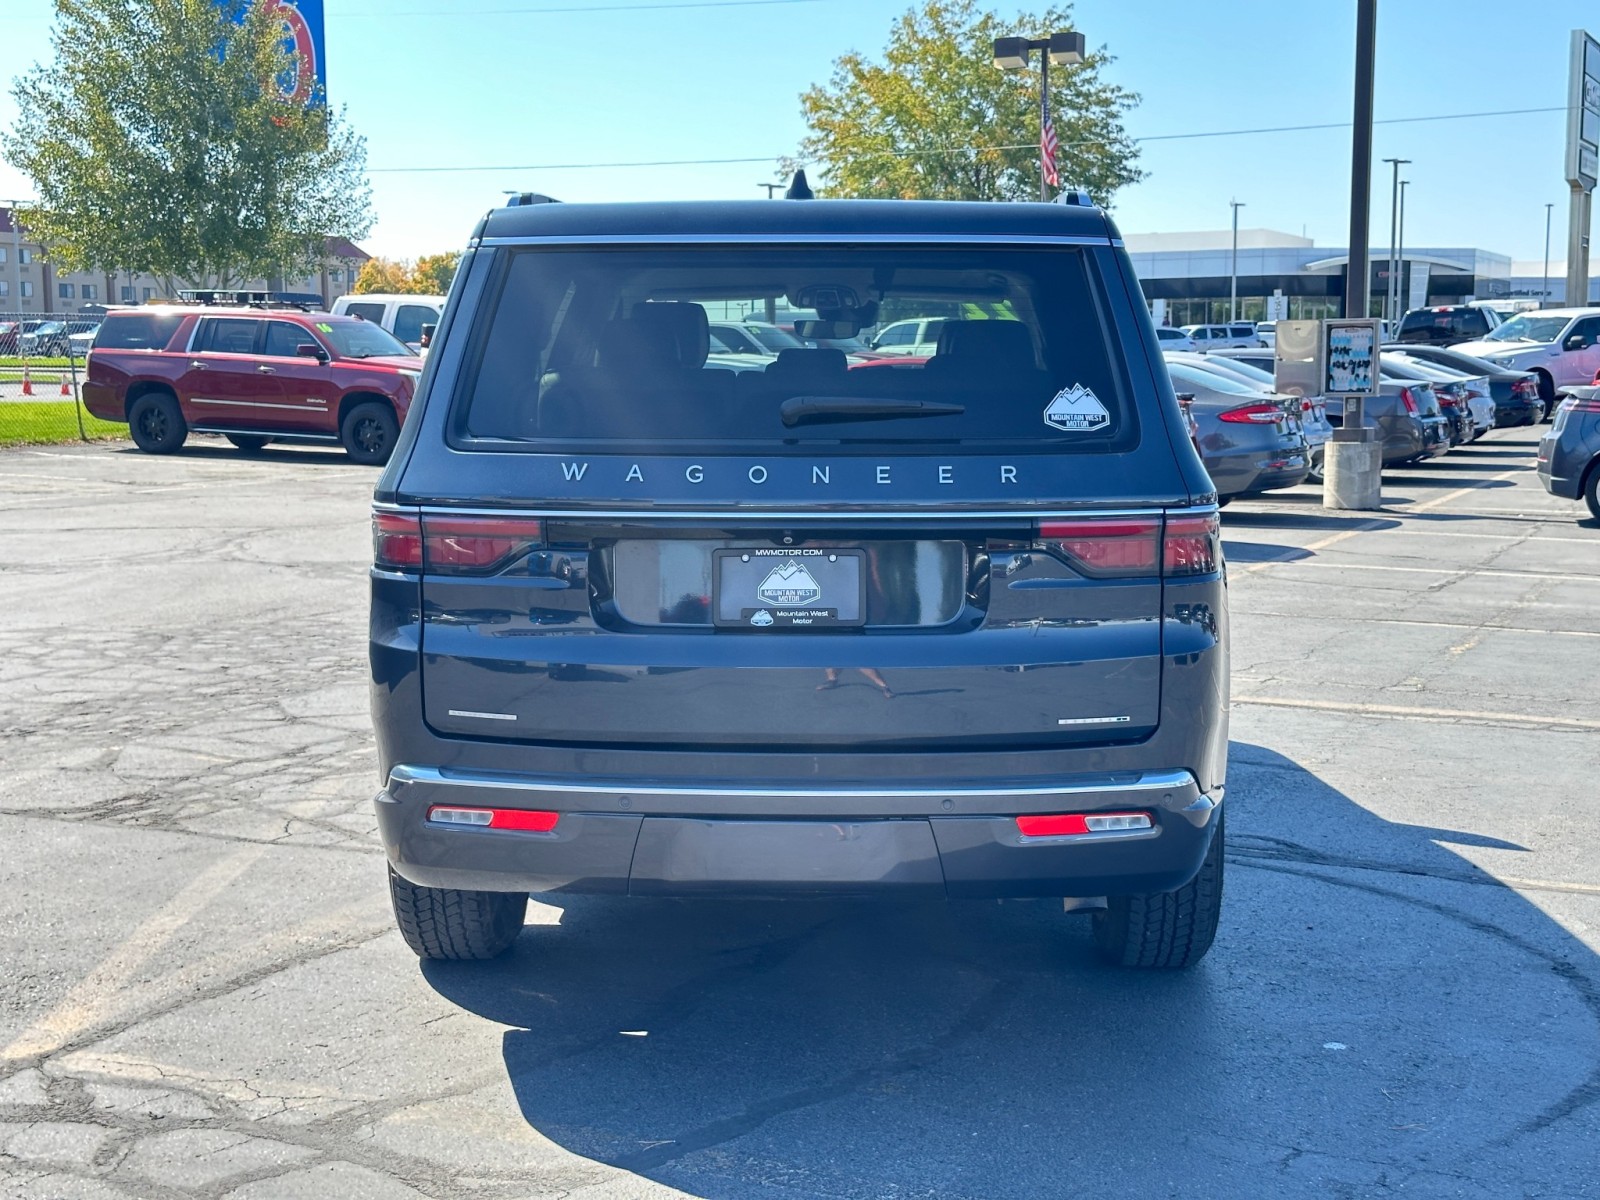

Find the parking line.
xmin=1 ymin=843 xmax=267 ymax=1063
xmin=1246 ymin=561 xmax=1592 ymax=583
xmin=1228 ymin=611 xmax=1600 ymax=639
xmin=1233 ymin=695 xmax=1600 ymax=731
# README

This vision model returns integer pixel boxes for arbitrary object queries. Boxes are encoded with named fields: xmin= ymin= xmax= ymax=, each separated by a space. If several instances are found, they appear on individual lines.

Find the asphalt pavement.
xmin=0 ymin=430 xmax=1597 ymax=1199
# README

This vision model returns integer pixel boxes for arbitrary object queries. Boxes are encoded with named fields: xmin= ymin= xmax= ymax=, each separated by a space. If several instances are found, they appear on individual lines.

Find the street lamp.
xmin=1543 ymin=202 xmax=1554 ymax=306
xmin=1382 ymin=157 xmax=1410 ymax=325
xmin=1396 ymin=179 xmax=1409 ymax=319
xmin=1229 ymin=200 xmax=1246 ymax=323
xmin=992 ymin=30 xmax=1086 ymax=201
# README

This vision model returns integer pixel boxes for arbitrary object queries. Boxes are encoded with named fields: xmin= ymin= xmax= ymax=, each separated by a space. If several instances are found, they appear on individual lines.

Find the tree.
xmin=351 ymin=251 xmax=460 ymax=295
xmin=6 ymin=0 xmax=373 ymax=290
xmin=791 ymin=1 xmax=1143 ymax=206
xmin=411 ymin=252 xmax=461 ymax=295
xmin=353 ymin=257 xmax=414 ymax=294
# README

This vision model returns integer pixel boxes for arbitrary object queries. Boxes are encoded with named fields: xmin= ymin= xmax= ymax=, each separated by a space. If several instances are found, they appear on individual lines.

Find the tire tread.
xmin=1093 ymin=811 xmax=1224 ymax=969
xmin=388 ymin=867 xmax=526 ymax=960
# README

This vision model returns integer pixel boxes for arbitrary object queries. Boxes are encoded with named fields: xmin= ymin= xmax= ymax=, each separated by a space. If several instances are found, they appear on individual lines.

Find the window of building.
xmin=142 ymin=287 xmax=153 ymax=301
xmin=0 ymin=281 xmax=8 ymax=297
xmin=20 ymin=281 xmax=34 ymax=298
xmin=18 ymin=248 xmax=32 ymax=265
xmin=0 ymin=247 xmax=7 ymax=264
xmin=59 ymin=282 xmax=74 ymax=299
xmin=82 ymin=284 xmax=96 ymax=301
xmin=121 ymin=286 xmax=134 ymax=303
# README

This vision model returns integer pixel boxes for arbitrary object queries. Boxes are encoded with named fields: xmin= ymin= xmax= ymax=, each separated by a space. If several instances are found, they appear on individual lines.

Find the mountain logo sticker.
xmin=1044 ymin=384 xmax=1110 ymax=432
xmin=757 ymin=559 xmax=823 ymax=607
xmin=749 ymin=609 xmax=775 ymax=627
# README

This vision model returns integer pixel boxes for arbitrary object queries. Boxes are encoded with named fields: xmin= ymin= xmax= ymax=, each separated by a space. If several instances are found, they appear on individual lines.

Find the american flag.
xmin=1040 ymin=108 xmax=1060 ymax=188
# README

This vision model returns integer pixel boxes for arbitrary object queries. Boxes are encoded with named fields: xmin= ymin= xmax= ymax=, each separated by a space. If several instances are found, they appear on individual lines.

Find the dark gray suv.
xmin=369 ymin=195 xmax=1229 ymax=968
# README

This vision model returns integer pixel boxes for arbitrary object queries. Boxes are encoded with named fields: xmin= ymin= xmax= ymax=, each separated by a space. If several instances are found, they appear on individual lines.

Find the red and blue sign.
xmin=219 ymin=0 xmax=326 ymax=106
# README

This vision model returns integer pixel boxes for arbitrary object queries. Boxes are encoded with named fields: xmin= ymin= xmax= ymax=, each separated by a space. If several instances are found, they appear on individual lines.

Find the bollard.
xmin=1324 ymin=433 xmax=1383 ymax=510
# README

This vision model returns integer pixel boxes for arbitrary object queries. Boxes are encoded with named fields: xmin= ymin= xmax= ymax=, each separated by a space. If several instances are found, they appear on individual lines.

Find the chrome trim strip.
xmin=190 ymin=426 xmax=338 ymax=442
xmin=373 ymin=502 xmax=1220 ymax=521
xmin=447 ymin=709 xmax=518 ymax=722
xmin=476 ymin=233 xmax=1112 ymax=248
xmin=193 ymin=397 xmax=324 ymax=411
xmin=390 ymin=764 xmax=1196 ymax=800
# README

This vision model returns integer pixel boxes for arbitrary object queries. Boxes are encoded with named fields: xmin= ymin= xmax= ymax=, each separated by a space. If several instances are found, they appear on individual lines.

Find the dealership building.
xmin=1125 ymin=228 xmax=1600 ymax=327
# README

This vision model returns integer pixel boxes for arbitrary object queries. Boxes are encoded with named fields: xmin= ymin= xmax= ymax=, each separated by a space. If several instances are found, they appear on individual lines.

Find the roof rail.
xmin=1053 ymin=189 xmax=1094 ymax=207
xmin=505 ymin=192 xmax=560 ymax=207
xmin=174 ymin=289 xmax=317 ymax=310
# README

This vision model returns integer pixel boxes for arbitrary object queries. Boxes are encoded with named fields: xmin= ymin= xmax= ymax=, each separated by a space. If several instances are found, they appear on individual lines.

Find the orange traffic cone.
xmin=20 ymin=367 xmax=32 ymax=396
xmin=60 ymin=377 xmax=71 ymax=396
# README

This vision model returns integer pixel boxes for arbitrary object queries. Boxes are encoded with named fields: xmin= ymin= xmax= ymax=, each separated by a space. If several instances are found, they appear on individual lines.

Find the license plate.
xmin=713 ymin=548 xmax=866 ymax=629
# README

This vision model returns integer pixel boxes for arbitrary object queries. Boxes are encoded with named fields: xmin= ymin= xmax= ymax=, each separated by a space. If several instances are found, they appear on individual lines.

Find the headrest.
xmin=934 ymin=320 xmax=1035 ymax=366
xmin=597 ymin=317 xmax=678 ymax=370
xmin=630 ymin=302 xmax=709 ymax=369
xmin=768 ymin=348 xmax=848 ymax=376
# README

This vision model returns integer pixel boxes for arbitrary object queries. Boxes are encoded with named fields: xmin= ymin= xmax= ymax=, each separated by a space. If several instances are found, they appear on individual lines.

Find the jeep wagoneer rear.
xmin=370 ymin=196 xmax=1228 ymax=967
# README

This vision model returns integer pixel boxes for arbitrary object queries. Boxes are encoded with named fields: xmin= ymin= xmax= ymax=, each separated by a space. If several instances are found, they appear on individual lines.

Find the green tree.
xmin=411 ymin=251 xmax=461 ymax=295
xmin=791 ymin=0 xmax=1143 ymax=205
xmin=7 ymin=0 xmax=373 ymax=290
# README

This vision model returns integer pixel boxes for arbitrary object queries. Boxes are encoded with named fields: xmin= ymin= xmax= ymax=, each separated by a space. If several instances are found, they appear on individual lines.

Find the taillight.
xmin=372 ymin=510 xmax=545 ymax=574
xmin=1569 ymin=396 xmax=1600 ymax=414
xmin=427 ymin=806 xmax=559 ymax=833
xmin=1163 ymin=513 xmax=1221 ymax=576
xmin=1400 ymin=387 xmax=1419 ymax=414
xmin=1512 ymin=377 xmax=1538 ymax=397
xmin=1218 ymin=402 xmax=1283 ymax=424
xmin=1035 ymin=514 xmax=1220 ymax=579
xmin=1016 ymin=811 xmax=1153 ymax=837
xmin=1036 ymin=518 xmax=1159 ymax=577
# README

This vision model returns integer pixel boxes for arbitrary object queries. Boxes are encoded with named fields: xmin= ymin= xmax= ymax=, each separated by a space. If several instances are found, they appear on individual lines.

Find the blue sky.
xmin=0 ymin=0 xmax=1593 ymax=264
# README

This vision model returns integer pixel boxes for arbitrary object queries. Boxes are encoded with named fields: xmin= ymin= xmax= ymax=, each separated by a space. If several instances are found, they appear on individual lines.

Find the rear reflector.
xmin=1016 ymin=811 xmax=1153 ymax=837
xmin=373 ymin=510 xmax=545 ymax=574
xmin=427 ymin=805 xmax=560 ymax=832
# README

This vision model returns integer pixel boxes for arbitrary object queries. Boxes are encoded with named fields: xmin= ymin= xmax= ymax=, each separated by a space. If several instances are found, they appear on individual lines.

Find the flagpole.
xmin=1039 ymin=50 xmax=1050 ymax=201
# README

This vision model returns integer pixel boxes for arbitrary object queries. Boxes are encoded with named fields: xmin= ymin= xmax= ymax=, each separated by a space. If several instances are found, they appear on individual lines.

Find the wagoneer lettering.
xmin=371 ymin=192 xmax=1227 ymax=969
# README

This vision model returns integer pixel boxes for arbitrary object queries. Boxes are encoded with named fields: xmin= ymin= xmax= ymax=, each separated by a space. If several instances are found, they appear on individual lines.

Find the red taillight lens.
xmin=372 ymin=510 xmax=544 ymax=574
xmin=373 ymin=511 xmax=423 ymax=569
xmin=1036 ymin=514 xmax=1220 ymax=578
xmin=1218 ymin=402 xmax=1283 ymax=424
xmin=1570 ymin=396 xmax=1600 ymax=414
xmin=1036 ymin=518 xmax=1160 ymax=577
xmin=423 ymin=514 xmax=545 ymax=572
xmin=1163 ymin=513 xmax=1221 ymax=576
xmin=1400 ymin=387 xmax=1419 ymax=414
xmin=427 ymin=805 xmax=560 ymax=832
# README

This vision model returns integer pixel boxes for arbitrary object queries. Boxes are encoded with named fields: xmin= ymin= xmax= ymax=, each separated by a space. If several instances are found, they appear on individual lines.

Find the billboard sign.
xmin=220 ymin=0 xmax=326 ymax=106
xmin=1568 ymin=29 xmax=1599 ymax=191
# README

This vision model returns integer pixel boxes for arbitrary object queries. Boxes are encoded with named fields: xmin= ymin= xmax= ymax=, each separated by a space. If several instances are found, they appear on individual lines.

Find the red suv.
xmin=83 ymin=306 xmax=422 ymax=464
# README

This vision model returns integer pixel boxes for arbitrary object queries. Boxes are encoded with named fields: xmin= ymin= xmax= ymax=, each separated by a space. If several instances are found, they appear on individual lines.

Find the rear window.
xmin=454 ymin=244 xmax=1134 ymax=453
xmin=342 ymin=301 xmax=386 ymax=324
xmin=1399 ymin=309 xmax=1489 ymax=337
xmin=92 ymin=312 xmax=185 ymax=351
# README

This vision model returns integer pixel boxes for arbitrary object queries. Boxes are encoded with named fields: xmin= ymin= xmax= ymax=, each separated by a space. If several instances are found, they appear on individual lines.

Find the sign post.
xmin=1321 ymin=318 xmax=1383 ymax=510
xmin=1566 ymin=29 xmax=1599 ymax=306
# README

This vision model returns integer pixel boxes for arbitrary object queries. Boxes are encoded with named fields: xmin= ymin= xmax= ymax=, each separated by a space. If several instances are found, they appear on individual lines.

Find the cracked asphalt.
xmin=1 ymin=430 xmax=1597 ymax=1199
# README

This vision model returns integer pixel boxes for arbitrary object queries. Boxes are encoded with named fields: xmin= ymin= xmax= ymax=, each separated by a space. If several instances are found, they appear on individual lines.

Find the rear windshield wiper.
xmin=779 ymin=395 xmax=966 ymax=426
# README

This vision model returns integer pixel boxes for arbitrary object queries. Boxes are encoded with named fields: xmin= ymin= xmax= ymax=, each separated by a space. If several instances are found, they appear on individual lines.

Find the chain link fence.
xmin=0 ymin=310 xmax=125 ymax=446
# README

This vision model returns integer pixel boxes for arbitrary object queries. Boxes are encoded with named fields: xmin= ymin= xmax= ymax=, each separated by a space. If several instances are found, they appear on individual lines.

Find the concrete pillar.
xmin=1324 ymin=436 xmax=1383 ymax=510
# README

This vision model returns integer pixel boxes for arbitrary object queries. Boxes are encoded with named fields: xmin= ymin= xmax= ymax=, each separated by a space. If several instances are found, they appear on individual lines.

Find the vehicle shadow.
xmin=419 ymin=742 xmax=1600 ymax=1198
xmin=1224 ymin=512 xmax=1402 ymax=534
xmin=1220 ymin=540 xmax=1314 ymax=564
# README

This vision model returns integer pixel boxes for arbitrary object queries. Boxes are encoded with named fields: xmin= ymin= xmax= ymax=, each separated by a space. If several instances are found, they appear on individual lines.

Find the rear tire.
xmin=388 ymin=866 xmax=527 ymax=960
xmin=1092 ymin=810 xmax=1224 ymax=969
xmin=1584 ymin=463 xmax=1600 ymax=522
xmin=341 ymin=401 xmax=399 ymax=465
xmin=225 ymin=434 xmax=269 ymax=453
xmin=127 ymin=392 xmax=187 ymax=454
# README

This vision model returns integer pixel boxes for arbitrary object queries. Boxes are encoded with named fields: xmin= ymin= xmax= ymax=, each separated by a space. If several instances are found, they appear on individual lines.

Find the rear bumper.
xmin=375 ymin=765 xmax=1221 ymax=899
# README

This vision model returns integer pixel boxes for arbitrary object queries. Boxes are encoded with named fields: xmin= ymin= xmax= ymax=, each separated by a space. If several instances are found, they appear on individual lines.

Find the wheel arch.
xmin=338 ymin=390 xmax=397 ymax=429
xmin=123 ymin=379 xmax=178 ymax=421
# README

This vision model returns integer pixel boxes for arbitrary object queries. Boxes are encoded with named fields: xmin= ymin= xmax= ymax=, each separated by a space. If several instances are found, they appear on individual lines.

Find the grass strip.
xmin=0 ymin=401 xmax=124 ymax=446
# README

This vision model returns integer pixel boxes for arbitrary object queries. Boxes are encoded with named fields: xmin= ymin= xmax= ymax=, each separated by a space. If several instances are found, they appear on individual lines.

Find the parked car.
xmin=1394 ymin=305 xmax=1501 ymax=346
xmin=66 ymin=322 xmax=101 ymax=359
xmin=708 ymin=324 xmax=776 ymax=359
xmin=1323 ymin=379 xmax=1450 ymax=465
xmin=710 ymin=320 xmax=807 ymax=357
xmin=1180 ymin=323 xmax=1262 ymax=350
xmin=331 ymin=293 xmax=447 ymax=350
xmin=1452 ymin=308 xmax=1600 ymax=417
xmin=0 ymin=319 xmax=22 ymax=355
xmin=866 ymin=316 xmax=948 ymax=357
xmin=18 ymin=320 xmax=70 ymax=357
xmin=1381 ymin=343 xmax=1543 ymax=427
xmin=1155 ymin=326 xmax=1197 ymax=352
xmin=1537 ymin=387 xmax=1600 ymax=519
xmin=1164 ymin=359 xmax=1309 ymax=501
xmin=1166 ymin=352 xmax=1332 ymax=482
xmin=369 ymin=193 xmax=1229 ymax=968
xmin=1255 ymin=321 xmax=1277 ymax=350
xmin=1379 ymin=353 xmax=1481 ymax=445
xmin=1380 ymin=349 xmax=1494 ymax=439
xmin=83 ymin=305 xmax=421 ymax=463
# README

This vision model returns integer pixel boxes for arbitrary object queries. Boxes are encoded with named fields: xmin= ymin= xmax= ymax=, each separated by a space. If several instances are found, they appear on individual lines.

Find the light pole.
xmin=992 ymin=31 xmax=1085 ymax=201
xmin=1229 ymin=200 xmax=1246 ymax=322
xmin=1543 ymin=202 xmax=1554 ymax=306
xmin=1381 ymin=157 xmax=1410 ymax=325
xmin=1396 ymin=179 xmax=1409 ymax=319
